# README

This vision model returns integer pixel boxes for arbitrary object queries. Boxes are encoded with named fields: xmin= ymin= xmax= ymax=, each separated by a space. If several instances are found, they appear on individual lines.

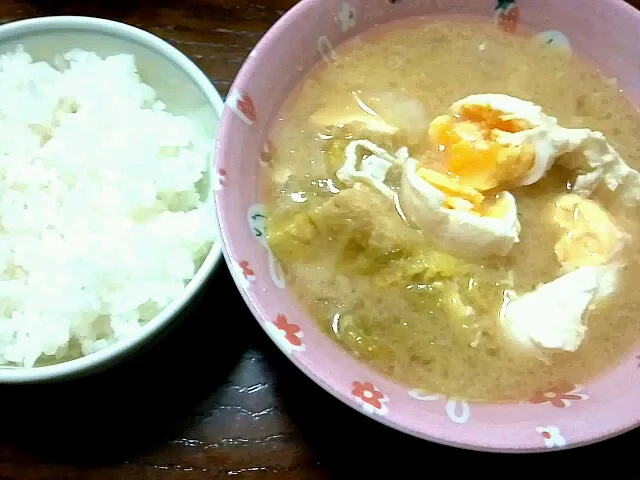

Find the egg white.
xmin=500 ymin=263 xmax=620 ymax=355
xmin=336 ymin=139 xmax=406 ymax=199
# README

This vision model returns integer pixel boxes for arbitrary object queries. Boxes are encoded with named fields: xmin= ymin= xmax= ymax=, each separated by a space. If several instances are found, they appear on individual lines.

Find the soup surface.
xmin=261 ymin=18 xmax=640 ymax=402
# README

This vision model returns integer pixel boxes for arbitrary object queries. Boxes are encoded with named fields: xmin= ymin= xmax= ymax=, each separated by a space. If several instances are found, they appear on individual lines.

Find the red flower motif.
xmin=216 ymin=167 xmax=226 ymax=184
xmin=273 ymin=313 xmax=302 ymax=347
xmin=238 ymin=260 xmax=254 ymax=280
xmin=237 ymin=93 xmax=256 ymax=123
xmin=495 ymin=1 xmax=519 ymax=33
xmin=352 ymin=381 xmax=386 ymax=410
xmin=530 ymin=380 xmax=586 ymax=408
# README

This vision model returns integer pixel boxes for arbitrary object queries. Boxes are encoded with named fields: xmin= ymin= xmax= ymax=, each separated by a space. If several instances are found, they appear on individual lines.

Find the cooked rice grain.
xmin=0 ymin=47 xmax=216 ymax=367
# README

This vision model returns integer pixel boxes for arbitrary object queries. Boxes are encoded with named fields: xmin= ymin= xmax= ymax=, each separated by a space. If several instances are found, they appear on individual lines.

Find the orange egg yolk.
xmin=416 ymin=167 xmax=513 ymax=218
xmin=427 ymin=104 xmax=536 ymax=192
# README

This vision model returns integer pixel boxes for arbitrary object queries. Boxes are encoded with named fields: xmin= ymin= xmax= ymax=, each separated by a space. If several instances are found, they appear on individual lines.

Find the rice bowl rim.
xmin=0 ymin=15 xmax=224 ymax=383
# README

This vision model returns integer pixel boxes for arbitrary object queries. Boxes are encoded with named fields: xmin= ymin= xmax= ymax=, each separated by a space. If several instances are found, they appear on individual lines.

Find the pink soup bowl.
xmin=213 ymin=0 xmax=640 ymax=452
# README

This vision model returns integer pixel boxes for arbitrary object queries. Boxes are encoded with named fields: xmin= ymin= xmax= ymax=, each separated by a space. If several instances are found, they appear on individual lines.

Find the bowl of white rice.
xmin=0 ymin=16 xmax=223 ymax=382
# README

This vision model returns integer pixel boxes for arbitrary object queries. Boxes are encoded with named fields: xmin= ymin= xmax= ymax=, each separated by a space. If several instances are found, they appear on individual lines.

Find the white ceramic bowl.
xmin=0 ymin=16 xmax=224 ymax=383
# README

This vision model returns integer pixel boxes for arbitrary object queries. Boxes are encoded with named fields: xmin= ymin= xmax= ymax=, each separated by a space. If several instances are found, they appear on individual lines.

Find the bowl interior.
xmin=0 ymin=17 xmax=223 ymax=382
xmin=215 ymin=0 xmax=640 ymax=451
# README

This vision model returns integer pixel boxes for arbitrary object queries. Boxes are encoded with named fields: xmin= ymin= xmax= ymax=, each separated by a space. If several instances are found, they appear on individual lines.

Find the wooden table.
xmin=0 ymin=0 xmax=638 ymax=478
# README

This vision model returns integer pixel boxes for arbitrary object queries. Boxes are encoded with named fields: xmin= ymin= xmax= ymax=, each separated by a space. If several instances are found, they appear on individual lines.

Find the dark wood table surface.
xmin=0 ymin=0 xmax=638 ymax=478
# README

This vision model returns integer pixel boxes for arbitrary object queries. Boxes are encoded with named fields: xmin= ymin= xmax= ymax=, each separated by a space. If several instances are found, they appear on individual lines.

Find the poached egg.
xmin=396 ymin=94 xmax=544 ymax=258
xmin=427 ymin=94 xmax=540 ymax=191
xmin=401 ymin=157 xmax=521 ymax=258
xmin=434 ymin=94 xmax=640 ymax=204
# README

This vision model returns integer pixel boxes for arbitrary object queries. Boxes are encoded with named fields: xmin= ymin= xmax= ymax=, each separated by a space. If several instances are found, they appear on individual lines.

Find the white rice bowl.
xmin=0 ymin=45 xmax=217 ymax=369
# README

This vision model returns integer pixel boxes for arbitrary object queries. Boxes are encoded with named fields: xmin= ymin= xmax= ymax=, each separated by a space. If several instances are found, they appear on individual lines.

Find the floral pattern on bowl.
xmin=214 ymin=0 xmax=640 ymax=452
xmin=528 ymin=381 xmax=589 ymax=408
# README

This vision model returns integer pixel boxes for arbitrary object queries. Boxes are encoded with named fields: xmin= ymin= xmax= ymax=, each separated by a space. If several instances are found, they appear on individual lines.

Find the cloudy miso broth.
xmin=261 ymin=18 xmax=640 ymax=402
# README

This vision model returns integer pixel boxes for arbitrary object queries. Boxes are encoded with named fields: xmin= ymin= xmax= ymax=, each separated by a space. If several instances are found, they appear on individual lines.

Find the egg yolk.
xmin=552 ymin=194 xmax=623 ymax=269
xmin=416 ymin=167 xmax=512 ymax=218
xmin=427 ymin=104 xmax=536 ymax=191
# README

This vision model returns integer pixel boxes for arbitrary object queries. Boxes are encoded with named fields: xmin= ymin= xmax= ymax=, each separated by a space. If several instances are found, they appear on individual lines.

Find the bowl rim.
xmin=214 ymin=0 xmax=640 ymax=452
xmin=0 ymin=15 xmax=224 ymax=383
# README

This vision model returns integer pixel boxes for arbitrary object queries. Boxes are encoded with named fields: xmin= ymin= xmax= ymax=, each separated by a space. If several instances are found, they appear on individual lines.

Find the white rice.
xmin=0 ymin=46 xmax=217 ymax=367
